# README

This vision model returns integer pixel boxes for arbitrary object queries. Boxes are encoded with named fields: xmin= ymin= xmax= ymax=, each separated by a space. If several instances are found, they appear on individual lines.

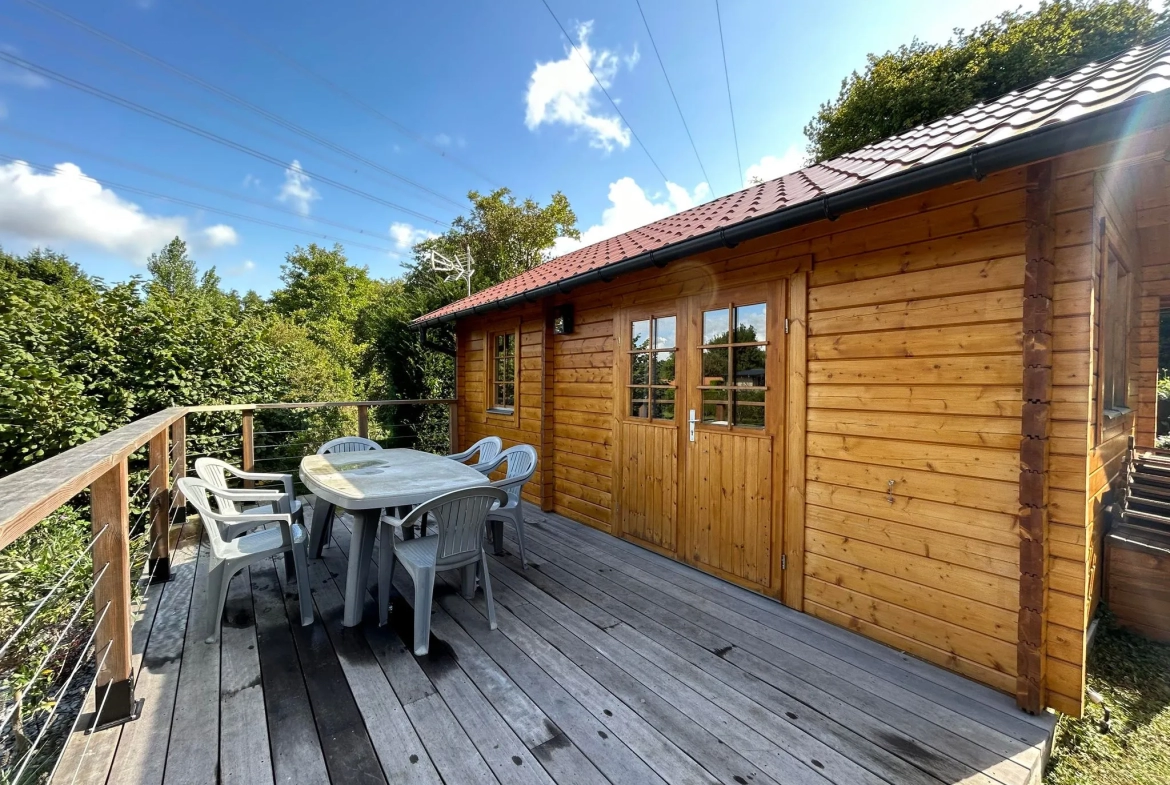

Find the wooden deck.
xmin=54 ymin=502 xmax=1056 ymax=785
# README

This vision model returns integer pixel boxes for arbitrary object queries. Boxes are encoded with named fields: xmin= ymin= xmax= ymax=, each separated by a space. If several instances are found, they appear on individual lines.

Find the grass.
xmin=1045 ymin=611 xmax=1170 ymax=784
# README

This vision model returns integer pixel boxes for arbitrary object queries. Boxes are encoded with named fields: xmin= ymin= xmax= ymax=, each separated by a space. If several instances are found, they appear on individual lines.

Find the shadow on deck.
xmin=54 ymin=503 xmax=1056 ymax=785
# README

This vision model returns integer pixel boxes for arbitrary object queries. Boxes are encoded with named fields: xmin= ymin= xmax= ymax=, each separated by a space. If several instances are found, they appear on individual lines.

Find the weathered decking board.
xmin=54 ymin=503 xmax=1055 ymax=785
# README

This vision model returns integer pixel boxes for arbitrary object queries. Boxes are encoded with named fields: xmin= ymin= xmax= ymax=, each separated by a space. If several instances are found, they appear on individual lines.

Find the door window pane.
xmin=631 ymin=320 xmax=651 ymax=351
xmin=702 ymin=309 xmax=730 ymax=345
xmin=652 ymin=352 xmax=675 ymax=384
xmin=734 ymin=345 xmax=766 ymax=387
xmin=701 ymin=348 xmax=728 ymax=385
xmin=654 ymin=316 xmax=676 ymax=349
xmin=631 ymin=353 xmax=650 ymax=385
xmin=733 ymin=392 xmax=765 ymax=428
xmin=701 ymin=389 xmax=729 ymax=424
xmin=734 ymin=303 xmax=767 ymax=342
xmin=630 ymin=388 xmax=649 ymax=418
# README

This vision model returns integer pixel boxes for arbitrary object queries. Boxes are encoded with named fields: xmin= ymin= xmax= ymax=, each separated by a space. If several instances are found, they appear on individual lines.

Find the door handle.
xmin=688 ymin=409 xmax=698 ymax=442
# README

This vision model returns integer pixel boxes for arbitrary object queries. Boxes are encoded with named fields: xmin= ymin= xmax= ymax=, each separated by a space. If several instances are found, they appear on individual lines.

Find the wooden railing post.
xmin=171 ymin=415 xmax=187 ymax=507
xmin=90 ymin=458 xmax=141 ymax=728
xmin=357 ymin=404 xmax=369 ymax=438
xmin=148 ymin=429 xmax=171 ymax=584
xmin=242 ymin=409 xmax=255 ymax=488
xmin=448 ymin=402 xmax=458 ymax=454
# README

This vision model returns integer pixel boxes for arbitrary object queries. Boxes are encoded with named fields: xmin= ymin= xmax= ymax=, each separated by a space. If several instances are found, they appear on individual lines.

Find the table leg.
xmin=343 ymin=508 xmax=379 ymax=627
xmin=309 ymin=500 xmax=334 ymax=559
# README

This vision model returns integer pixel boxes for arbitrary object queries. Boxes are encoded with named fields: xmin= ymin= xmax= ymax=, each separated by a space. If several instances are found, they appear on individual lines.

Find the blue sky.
xmin=0 ymin=0 xmax=1039 ymax=294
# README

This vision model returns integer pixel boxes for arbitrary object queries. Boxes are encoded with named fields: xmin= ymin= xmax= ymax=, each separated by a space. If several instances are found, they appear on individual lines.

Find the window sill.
xmin=487 ymin=408 xmax=515 ymax=417
xmin=1103 ymin=406 xmax=1132 ymax=422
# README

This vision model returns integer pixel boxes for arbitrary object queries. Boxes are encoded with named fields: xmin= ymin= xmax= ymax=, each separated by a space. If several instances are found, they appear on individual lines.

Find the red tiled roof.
xmin=418 ymin=37 xmax=1170 ymax=324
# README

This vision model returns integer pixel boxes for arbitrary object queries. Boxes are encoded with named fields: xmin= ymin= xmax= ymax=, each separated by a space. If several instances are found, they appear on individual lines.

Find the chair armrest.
xmin=445 ymin=447 xmax=476 ymax=463
xmin=489 ymin=476 xmax=528 ymax=492
xmin=475 ymin=453 xmax=508 ymax=475
xmin=205 ymin=486 xmax=287 ymax=504
xmin=220 ymin=465 xmax=296 ymax=499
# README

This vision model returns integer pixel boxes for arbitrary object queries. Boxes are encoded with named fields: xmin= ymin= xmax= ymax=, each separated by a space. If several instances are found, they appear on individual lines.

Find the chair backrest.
xmin=495 ymin=445 xmax=538 ymax=506
xmin=175 ymin=477 xmax=231 ymax=556
xmin=405 ymin=486 xmax=508 ymax=569
xmin=318 ymin=436 xmax=381 ymax=455
xmin=193 ymin=457 xmax=238 ymax=514
xmin=464 ymin=436 xmax=503 ymax=466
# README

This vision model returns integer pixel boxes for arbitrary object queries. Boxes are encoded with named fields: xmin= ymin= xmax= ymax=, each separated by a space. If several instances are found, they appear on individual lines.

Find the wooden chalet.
xmin=416 ymin=38 xmax=1170 ymax=718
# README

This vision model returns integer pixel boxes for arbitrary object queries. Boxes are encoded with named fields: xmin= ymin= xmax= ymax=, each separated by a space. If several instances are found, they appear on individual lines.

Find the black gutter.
xmin=414 ymin=91 xmax=1170 ymax=329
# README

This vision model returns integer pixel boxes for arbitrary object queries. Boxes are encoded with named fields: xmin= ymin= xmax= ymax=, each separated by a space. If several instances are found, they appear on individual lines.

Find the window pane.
xmin=495 ymin=359 xmax=507 ymax=383
xmin=734 ymin=303 xmax=767 ymax=342
xmin=701 ymin=347 xmax=728 ymax=385
xmin=504 ymin=334 xmax=515 ymax=354
xmin=631 ymin=320 xmax=651 ymax=350
xmin=654 ymin=316 xmax=676 ymax=348
xmin=494 ymin=384 xmax=507 ymax=408
xmin=703 ymin=308 xmax=730 ymax=345
xmin=734 ymin=345 xmax=766 ymax=387
xmin=652 ymin=351 xmax=675 ymax=384
xmin=504 ymin=356 xmax=515 ymax=380
xmin=701 ymin=390 xmax=729 ymax=424
xmin=653 ymin=387 xmax=676 ymax=402
xmin=495 ymin=334 xmax=505 ymax=354
xmin=734 ymin=392 xmax=766 ymax=428
xmin=503 ymin=384 xmax=515 ymax=407
xmin=631 ymin=353 xmax=650 ymax=385
xmin=653 ymin=403 xmax=675 ymax=420
xmin=630 ymin=387 xmax=649 ymax=418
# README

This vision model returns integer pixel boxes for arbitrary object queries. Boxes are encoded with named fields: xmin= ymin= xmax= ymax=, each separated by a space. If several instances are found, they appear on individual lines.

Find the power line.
xmin=0 ymin=127 xmax=401 ymax=243
xmin=0 ymin=50 xmax=450 ymax=227
xmin=0 ymin=154 xmax=398 ymax=254
xmin=715 ymin=0 xmax=742 ymax=191
xmin=634 ymin=0 xmax=712 ymax=189
xmin=537 ymin=0 xmax=670 ymax=184
xmin=186 ymin=0 xmax=502 ymax=190
xmin=16 ymin=0 xmax=466 ymax=211
xmin=0 ymin=12 xmax=460 ymax=216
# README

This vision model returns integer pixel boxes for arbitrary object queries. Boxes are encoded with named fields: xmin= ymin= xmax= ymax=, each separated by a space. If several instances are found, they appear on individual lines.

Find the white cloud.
xmin=553 ymin=176 xmax=710 ymax=257
xmin=390 ymin=221 xmax=438 ymax=253
xmin=0 ymin=160 xmax=194 ymax=260
xmin=201 ymin=224 xmax=238 ymax=247
xmin=525 ymin=21 xmax=633 ymax=152
xmin=277 ymin=159 xmax=319 ymax=216
xmin=743 ymin=145 xmax=805 ymax=187
xmin=226 ymin=259 xmax=255 ymax=276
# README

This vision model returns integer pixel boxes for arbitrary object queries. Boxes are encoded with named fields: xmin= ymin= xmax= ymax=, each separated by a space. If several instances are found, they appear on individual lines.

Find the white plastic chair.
xmin=194 ymin=457 xmax=303 ymax=539
xmin=309 ymin=436 xmax=382 ymax=558
xmin=177 ymin=477 xmax=313 ymax=643
xmin=378 ymin=486 xmax=509 ymax=655
xmin=446 ymin=436 xmax=503 ymax=472
xmin=318 ymin=436 xmax=382 ymax=454
xmin=479 ymin=445 xmax=538 ymax=568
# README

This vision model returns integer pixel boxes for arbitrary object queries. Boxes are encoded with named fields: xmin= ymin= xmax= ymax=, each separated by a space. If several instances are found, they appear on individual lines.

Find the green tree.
xmin=146 ymin=237 xmax=199 ymax=298
xmin=805 ymin=0 xmax=1170 ymax=162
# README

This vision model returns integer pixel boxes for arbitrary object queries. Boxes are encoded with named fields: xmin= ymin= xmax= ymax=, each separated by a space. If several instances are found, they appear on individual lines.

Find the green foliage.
xmin=1046 ymin=610 xmax=1170 ymax=783
xmin=806 ymin=1 xmax=1170 ymax=162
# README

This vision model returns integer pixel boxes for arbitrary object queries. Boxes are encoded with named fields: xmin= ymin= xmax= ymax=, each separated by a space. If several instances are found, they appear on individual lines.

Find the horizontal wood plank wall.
xmin=457 ymin=303 xmax=545 ymax=507
xmin=804 ymin=169 xmax=1027 ymax=698
xmin=1106 ymin=535 xmax=1170 ymax=641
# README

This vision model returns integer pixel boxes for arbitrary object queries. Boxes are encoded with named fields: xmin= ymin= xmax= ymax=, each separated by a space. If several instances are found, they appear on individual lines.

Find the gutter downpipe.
xmin=414 ymin=92 xmax=1170 ymax=329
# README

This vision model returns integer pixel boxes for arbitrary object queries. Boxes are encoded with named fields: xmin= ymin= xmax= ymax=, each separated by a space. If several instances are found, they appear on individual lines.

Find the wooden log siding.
xmin=1018 ymin=161 xmax=1056 ymax=715
xmin=450 ymin=130 xmax=1170 ymax=716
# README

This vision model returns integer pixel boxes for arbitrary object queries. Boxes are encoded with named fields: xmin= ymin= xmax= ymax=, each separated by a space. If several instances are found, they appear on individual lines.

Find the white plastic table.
xmin=299 ymin=449 xmax=489 ymax=627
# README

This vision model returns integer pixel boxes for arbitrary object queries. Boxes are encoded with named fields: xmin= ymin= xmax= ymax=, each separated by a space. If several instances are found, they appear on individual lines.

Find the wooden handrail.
xmin=0 ymin=408 xmax=188 ymax=550
xmin=188 ymin=399 xmax=457 ymax=412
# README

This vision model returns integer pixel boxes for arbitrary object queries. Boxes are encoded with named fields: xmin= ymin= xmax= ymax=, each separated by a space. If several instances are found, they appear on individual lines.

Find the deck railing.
xmin=0 ymin=399 xmax=456 ymax=782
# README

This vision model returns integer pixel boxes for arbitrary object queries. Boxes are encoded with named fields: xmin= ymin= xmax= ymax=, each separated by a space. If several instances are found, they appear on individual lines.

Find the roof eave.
xmin=414 ymin=90 xmax=1170 ymax=330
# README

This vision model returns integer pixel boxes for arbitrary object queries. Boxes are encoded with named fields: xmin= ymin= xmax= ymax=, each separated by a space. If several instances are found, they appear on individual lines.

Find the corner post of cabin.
xmin=170 ymin=414 xmax=187 ymax=507
xmin=1018 ymin=159 xmax=1056 ymax=714
xmin=242 ymin=408 xmax=255 ymax=488
xmin=90 ymin=457 xmax=142 ymax=728
xmin=147 ymin=426 xmax=171 ymax=584
xmin=540 ymin=299 xmax=556 ymax=512
xmin=357 ymin=404 xmax=370 ymax=439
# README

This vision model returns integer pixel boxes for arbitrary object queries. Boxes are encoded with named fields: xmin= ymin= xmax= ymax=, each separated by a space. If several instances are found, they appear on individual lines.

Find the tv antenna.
xmin=429 ymin=245 xmax=474 ymax=296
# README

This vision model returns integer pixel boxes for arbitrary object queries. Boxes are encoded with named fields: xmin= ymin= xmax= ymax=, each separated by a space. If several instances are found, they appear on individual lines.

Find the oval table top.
xmin=299 ymin=449 xmax=489 ymax=509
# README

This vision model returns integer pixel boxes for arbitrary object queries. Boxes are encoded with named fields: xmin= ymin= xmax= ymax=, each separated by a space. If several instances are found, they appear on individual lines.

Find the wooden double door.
xmin=614 ymin=281 xmax=787 ymax=597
